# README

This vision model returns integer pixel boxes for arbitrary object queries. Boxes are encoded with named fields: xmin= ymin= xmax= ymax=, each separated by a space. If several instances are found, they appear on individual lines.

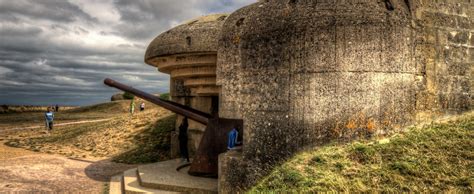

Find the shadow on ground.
xmin=82 ymin=158 xmax=137 ymax=182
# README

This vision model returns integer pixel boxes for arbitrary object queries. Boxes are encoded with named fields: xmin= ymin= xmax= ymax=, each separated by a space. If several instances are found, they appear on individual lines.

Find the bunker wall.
xmin=217 ymin=0 xmax=472 ymax=192
xmin=411 ymin=0 xmax=473 ymax=121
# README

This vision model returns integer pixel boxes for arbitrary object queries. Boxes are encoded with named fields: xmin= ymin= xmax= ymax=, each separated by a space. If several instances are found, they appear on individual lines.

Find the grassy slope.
xmin=251 ymin=113 xmax=473 ymax=192
xmin=112 ymin=114 xmax=175 ymax=164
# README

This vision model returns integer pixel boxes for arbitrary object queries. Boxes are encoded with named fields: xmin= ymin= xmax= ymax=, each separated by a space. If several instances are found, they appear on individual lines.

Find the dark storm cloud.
xmin=0 ymin=0 xmax=96 ymax=23
xmin=112 ymin=0 xmax=200 ymax=41
xmin=0 ymin=25 xmax=42 ymax=37
xmin=0 ymin=0 xmax=256 ymax=106
xmin=113 ymin=0 xmax=256 ymax=41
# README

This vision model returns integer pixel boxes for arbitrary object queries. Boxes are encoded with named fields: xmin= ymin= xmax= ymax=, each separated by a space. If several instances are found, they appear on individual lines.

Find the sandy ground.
xmin=0 ymin=103 xmax=171 ymax=192
xmin=0 ymin=129 xmax=136 ymax=193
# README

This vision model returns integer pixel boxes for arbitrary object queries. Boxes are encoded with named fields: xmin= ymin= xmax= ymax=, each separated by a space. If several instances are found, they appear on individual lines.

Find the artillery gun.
xmin=104 ymin=78 xmax=242 ymax=178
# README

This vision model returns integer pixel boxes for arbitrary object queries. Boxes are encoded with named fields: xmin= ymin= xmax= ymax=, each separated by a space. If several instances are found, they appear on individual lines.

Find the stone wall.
xmin=411 ymin=0 xmax=473 ymax=121
xmin=216 ymin=0 xmax=472 ymax=192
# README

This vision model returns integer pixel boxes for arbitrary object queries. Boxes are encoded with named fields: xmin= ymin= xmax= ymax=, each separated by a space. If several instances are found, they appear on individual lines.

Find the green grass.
xmin=65 ymin=101 xmax=128 ymax=114
xmin=250 ymin=114 xmax=473 ymax=192
xmin=159 ymin=93 xmax=170 ymax=100
xmin=123 ymin=92 xmax=135 ymax=100
xmin=112 ymin=114 xmax=176 ymax=164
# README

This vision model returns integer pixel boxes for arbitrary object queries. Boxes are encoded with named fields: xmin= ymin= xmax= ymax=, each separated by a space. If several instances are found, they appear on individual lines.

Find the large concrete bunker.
xmin=106 ymin=0 xmax=472 ymax=192
xmin=145 ymin=14 xmax=228 ymax=158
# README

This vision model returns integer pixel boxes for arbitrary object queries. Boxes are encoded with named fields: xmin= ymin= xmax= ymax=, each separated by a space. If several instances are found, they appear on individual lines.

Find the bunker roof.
xmin=145 ymin=14 xmax=228 ymax=66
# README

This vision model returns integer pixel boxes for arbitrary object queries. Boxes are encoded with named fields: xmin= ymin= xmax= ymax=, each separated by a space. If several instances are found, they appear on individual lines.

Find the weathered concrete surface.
xmin=138 ymin=159 xmax=217 ymax=193
xmin=218 ymin=149 xmax=244 ymax=192
xmin=140 ymin=0 xmax=471 ymax=192
xmin=145 ymin=14 xmax=228 ymax=60
xmin=123 ymin=168 xmax=179 ymax=194
xmin=145 ymin=14 xmax=228 ymax=158
xmin=216 ymin=0 xmax=472 ymax=192
xmin=111 ymin=159 xmax=217 ymax=193
xmin=109 ymin=174 xmax=122 ymax=194
xmin=411 ymin=0 xmax=473 ymax=121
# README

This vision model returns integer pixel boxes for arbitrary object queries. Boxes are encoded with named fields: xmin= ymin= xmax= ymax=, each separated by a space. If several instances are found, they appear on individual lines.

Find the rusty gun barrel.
xmin=104 ymin=78 xmax=211 ymax=125
xmin=104 ymin=78 xmax=243 ymax=177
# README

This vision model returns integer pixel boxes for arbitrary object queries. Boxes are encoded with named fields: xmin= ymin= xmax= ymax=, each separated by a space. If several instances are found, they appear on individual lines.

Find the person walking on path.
xmin=140 ymin=102 xmax=145 ymax=111
xmin=178 ymin=117 xmax=189 ymax=163
xmin=45 ymin=108 xmax=54 ymax=132
xmin=129 ymin=98 xmax=135 ymax=116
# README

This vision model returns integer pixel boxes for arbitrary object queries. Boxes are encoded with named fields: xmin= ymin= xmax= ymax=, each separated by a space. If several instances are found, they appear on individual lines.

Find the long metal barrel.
xmin=104 ymin=78 xmax=211 ymax=125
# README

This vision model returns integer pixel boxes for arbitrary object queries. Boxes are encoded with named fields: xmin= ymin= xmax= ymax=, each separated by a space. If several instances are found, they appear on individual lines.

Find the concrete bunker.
xmin=105 ymin=0 xmax=472 ymax=192
xmin=144 ymin=14 xmax=228 ymax=159
xmin=216 ymin=0 xmax=472 ymax=191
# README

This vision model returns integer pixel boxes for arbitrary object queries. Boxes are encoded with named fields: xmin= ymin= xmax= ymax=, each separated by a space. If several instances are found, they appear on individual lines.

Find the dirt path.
xmin=0 ymin=143 xmax=135 ymax=192
xmin=0 ymin=116 xmax=130 ymax=193
xmin=1 ymin=118 xmax=111 ymax=133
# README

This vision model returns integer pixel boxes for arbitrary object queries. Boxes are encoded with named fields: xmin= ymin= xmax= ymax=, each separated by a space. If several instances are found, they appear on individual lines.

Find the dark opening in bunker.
xmin=384 ymin=0 xmax=395 ymax=11
xmin=186 ymin=36 xmax=192 ymax=46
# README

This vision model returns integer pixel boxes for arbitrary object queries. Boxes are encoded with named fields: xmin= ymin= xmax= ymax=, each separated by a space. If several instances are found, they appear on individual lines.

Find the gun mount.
xmin=104 ymin=78 xmax=242 ymax=178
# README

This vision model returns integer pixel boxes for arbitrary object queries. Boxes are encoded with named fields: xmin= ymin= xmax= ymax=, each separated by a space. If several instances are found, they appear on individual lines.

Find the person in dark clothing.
xmin=55 ymin=104 xmax=59 ymax=112
xmin=178 ymin=117 xmax=189 ymax=162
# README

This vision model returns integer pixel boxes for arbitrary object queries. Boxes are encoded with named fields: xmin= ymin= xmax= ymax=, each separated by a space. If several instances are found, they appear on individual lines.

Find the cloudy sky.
xmin=0 ymin=0 xmax=256 ymax=106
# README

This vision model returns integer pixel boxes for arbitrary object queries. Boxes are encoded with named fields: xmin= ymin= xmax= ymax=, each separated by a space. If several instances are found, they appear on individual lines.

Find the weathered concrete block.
xmin=447 ymin=62 xmax=471 ymax=76
xmin=469 ymin=48 xmax=474 ymax=62
xmin=448 ymin=31 xmax=470 ymax=44
xmin=217 ymin=0 xmax=416 ymax=190
xmin=218 ymin=151 xmax=246 ymax=193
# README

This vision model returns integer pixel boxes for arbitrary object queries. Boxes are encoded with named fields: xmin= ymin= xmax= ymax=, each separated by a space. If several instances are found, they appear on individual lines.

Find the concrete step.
xmin=137 ymin=159 xmax=217 ymax=193
xmin=123 ymin=168 xmax=179 ymax=194
xmin=109 ymin=174 xmax=124 ymax=194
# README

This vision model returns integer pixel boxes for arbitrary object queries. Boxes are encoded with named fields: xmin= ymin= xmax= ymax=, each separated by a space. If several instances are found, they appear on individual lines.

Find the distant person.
xmin=55 ymin=104 xmax=59 ymax=112
xmin=227 ymin=126 xmax=241 ymax=150
xmin=178 ymin=117 xmax=189 ymax=163
xmin=140 ymin=102 xmax=145 ymax=111
xmin=129 ymin=98 xmax=135 ymax=116
xmin=45 ymin=107 xmax=54 ymax=132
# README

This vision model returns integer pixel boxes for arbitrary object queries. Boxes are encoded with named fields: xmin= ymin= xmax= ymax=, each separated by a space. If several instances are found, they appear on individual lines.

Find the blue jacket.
xmin=45 ymin=112 xmax=54 ymax=122
xmin=227 ymin=128 xmax=238 ymax=149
